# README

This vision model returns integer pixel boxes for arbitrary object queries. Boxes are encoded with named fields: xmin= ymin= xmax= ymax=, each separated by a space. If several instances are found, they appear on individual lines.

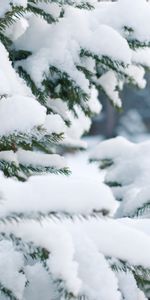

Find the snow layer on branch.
xmin=2 ymin=218 xmax=150 ymax=298
xmin=95 ymin=0 xmax=150 ymax=42
xmin=24 ymin=263 xmax=54 ymax=300
xmin=116 ymin=271 xmax=147 ymax=300
xmin=0 ymin=1 xmax=27 ymax=17
xmin=47 ymin=98 xmax=71 ymax=124
xmin=0 ymin=1 xmax=10 ymax=17
xmin=90 ymin=137 xmax=150 ymax=218
xmin=12 ymin=0 xmax=27 ymax=7
xmin=15 ymin=7 xmax=131 ymax=91
xmin=0 ymin=95 xmax=46 ymax=136
xmin=88 ymin=86 xmax=102 ymax=114
xmin=72 ymin=229 xmax=120 ymax=300
xmin=90 ymin=136 xmax=132 ymax=161
xmin=97 ymin=71 xmax=122 ymax=108
xmin=63 ymin=107 xmax=91 ymax=147
xmin=0 ymin=42 xmax=30 ymax=96
xmin=125 ymin=65 xmax=146 ymax=89
xmin=17 ymin=150 xmax=67 ymax=169
xmin=0 ymin=240 xmax=26 ymax=299
xmin=0 ymin=151 xmax=18 ymax=164
xmin=132 ymin=48 xmax=150 ymax=68
xmin=44 ymin=114 xmax=66 ymax=135
xmin=0 ymin=172 xmax=115 ymax=217
xmin=62 ymin=89 xmax=101 ymax=148
xmin=35 ymin=2 xmax=61 ymax=19
xmin=15 ymin=15 xmax=90 ymax=92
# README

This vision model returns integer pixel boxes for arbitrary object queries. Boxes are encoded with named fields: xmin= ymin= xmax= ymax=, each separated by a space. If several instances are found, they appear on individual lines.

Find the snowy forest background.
xmin=1 ymin=0 xmax=150 ymax=300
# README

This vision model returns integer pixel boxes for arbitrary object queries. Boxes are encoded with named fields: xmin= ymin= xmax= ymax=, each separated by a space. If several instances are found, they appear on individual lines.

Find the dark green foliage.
xmin=43 ymin=66 xmax=89 ymax=110
xmin=17 ymin=66 xmax=48 ymax=105
xmin=0 ymin=5 xmax=26 ymax=31
xmin=80 ymin=49 xmax=127 ymax=74
xmin=0 ymin=283 xmax=19 ymax=300
xmin=0 ymin=32 xmax=12 ymax=51
xmin=10 ymin=50 xmax=32 ymax=62
xmin=110 ymin=258 xmax=150 ymax=295
xmin=27 ymin=4 xmax=57 ymax=24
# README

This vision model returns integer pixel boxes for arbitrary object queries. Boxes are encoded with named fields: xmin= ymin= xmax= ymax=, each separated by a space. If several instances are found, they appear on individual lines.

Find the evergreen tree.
xmin=1 ymin=0 xmax=150 ymax=299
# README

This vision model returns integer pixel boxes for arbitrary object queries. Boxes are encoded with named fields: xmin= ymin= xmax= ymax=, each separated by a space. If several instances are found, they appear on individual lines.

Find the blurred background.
xmin=90 ymin=73 xmax=150 ymax=142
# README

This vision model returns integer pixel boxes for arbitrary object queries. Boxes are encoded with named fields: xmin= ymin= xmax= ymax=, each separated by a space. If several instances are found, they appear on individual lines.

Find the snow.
xmin=34 ymin=2 xmax=61 ymax=19
xmin=63 ymin=108 xmax=92 ymax=148
xmin=17 ymin=150 xmax=67 ymax=169
xmin=0 ymin=139 xmax=150 ymax=299
xmin=47 ymin=98 xmax=70 ymax=123
xmin=0 ymin=240 xmax=26 ymax=299
xmin=2 ymin=217 xmax=150 ymax=299
xmin=88 ymin=87 xmax=102 ymax=114
xmin=0 ymin=147 xmax=115 ymax=217
xmin=72 ymin=231 xmax=121 ymax=300
xmin=0 ymin=151 xmax=18 ymax=164
xmin=90 ymin=137 xmax=150 ymax=218
xmin=0 ymin=95 xmax=46 ymax=137
xmin=0 ymin=1 xmax=27 ymax=18
xmin=94 ymin=0 xmax=150 ymax=42
xmin=0 ymin=173 xmax=115 ymax=217
xmin=14 ymin=6 xmax=131 ymax=94
xmin=0 ymin=42 xmax=30 ymax=96
xmin=0 ymin=1 xmax=10 ymax=17
xmin=24 ymin=264 xmax=54 ymax=300
xmin=44 ymin=114 xmax=66 ymax=135
xmin=1 ymin=0 xmax=150 ymax=299
xmin=116 ymin=271 xmax=147 ymax=300
xmin=97 ymin=71 xmax=122 ymax=108
xmin=132 ymin=48 xmax=150 ymax=68
xmin=12 ymin=0 xmax=27 ymax=7
xmin=125 ymin=65 xmax=146 ymax=89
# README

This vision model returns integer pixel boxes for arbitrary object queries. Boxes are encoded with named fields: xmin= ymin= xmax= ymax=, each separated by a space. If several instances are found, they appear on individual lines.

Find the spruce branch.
xmin=0 ymin=283 xmax=19 ymax=300
xmin=0 ymin=5 xmax=26 ymax=32
xmin=80 ymin=49 xmax=127 ymax=75
xmin=0 ymin=209 xmax=108 ymax=225
xmin=27 ymin=4 xmax=57 ymax=24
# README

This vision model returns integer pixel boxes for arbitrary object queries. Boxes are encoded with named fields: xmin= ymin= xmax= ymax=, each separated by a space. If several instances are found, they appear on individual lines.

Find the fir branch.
xmin=0 ymin=32 xmax=12 ymax=51
xmin=0 ymin=233 xmax=49 ymax=262
xmin=0 ymin=5 xmax=26 ymax=32
xmin=77 ymin=65 xmax=94 ymax=81
xmin=109 ymin=258 xmax=150 ymax=290
xmin=17 ymin=66 xmax=48 ymax=105
xmin=19 ymin=164 xmax=70 ymax=177
xmin=0 ymin=283 xmax=18 ymax=300
xmin=99 ymin=159 xmax=114 ymax=170
xmin=0 ymin=232 xmax=87 ymax=300
xmin=10 ymin=50 xmax=32 ymax=62
xmin=43 ymin=66 xmax=89 ymax=109
xmin=28 ymin=0 xmax=53 ymax=3
xmin=0 ymin=209 xmax=108 ymax=225
xmin=27 ymin=4 xmax=57 ymax=24
xmin=55 ymin=279 xmax=88 ymax=300
xmin=128 ymin=39 xmax=150 ymax=50
xmin=75 ymin=2 xmax=94 ymax=9
xmin=18 ymin=64 xmax=89 ymax=113
xmin=132 ymin=202 xmax=150 ymax=218
xmin=105 ymin=181 xmax=122 ymax=188
xmin=80 ymin=49 xmax=127 ymax=74
xmin=89 ymin=158 xmax=114 ymax=170
xmin=0 ymin=130 xmax=64 ymax=152
xmin=0 ymin=160 xmax=25 ymax=181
